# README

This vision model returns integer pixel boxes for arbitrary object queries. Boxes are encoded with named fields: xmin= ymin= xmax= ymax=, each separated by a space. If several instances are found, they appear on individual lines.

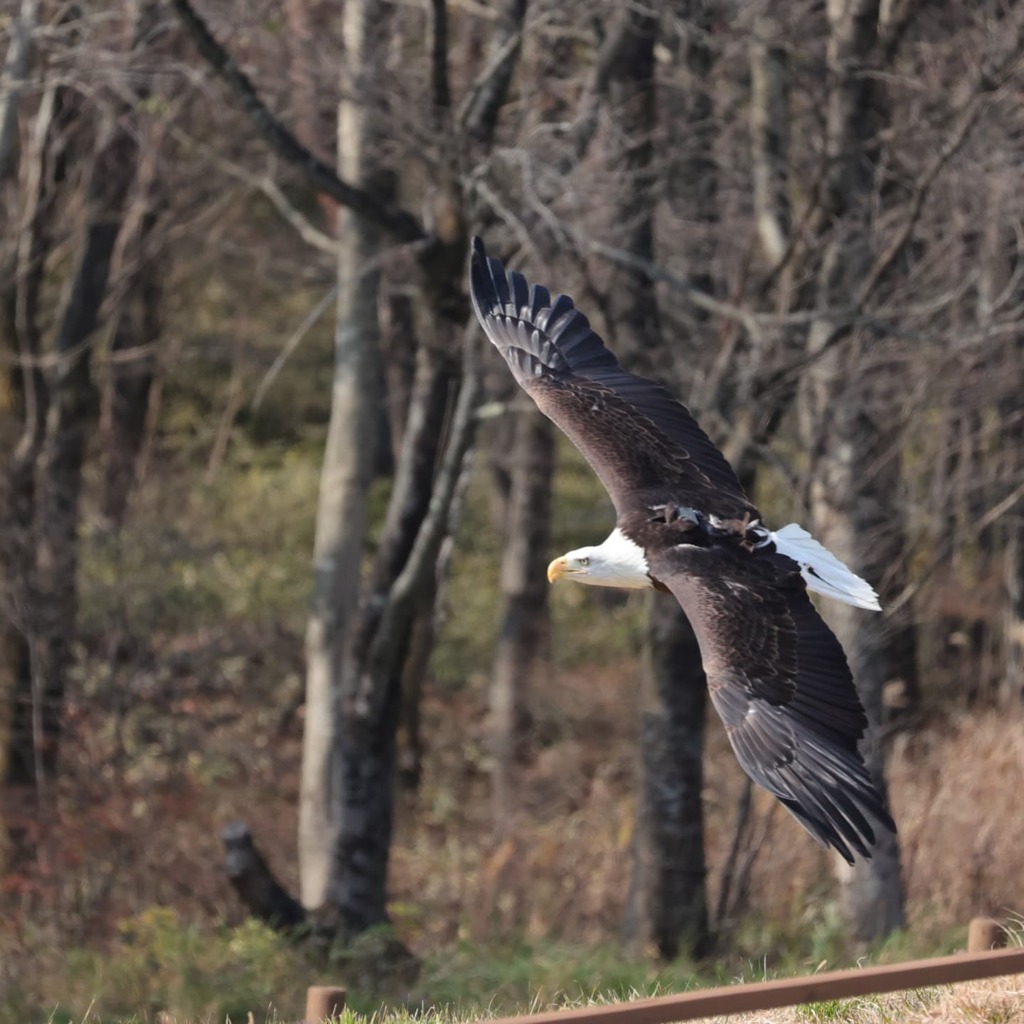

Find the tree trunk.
xmin=300 ymin=0 xmax=482 ymax=937
xmin=802 ymin=368 xmax=907 ymax=939
xmin=100 ymin=6 xmax=163 ymax=529
xmin=32 ymin=123 xmax=138 ymax=782
xmin=976 ymin=182 xmax=1024 ymax=705
xmin=0 ymin=0 xmax=39 ymax=183
xmin=380 ymin=289 xmax=418 ymax=467
xmin=599 ymin=4 xmax=712 ymax=960
xmin=1005 ymin=520 xmax=1024 ymax=704
xmin=299 ymin=0 xmax=390 ymax=913
xmin=330 ymin=321 xmax=474 ymax=935
xmin=749 ymin=10 xmax=790 ymax=270
xmin=799 ymin=0 xmax=906 ymax=942
xmin=102 ymin=208 xmax=160 ymax=529
xmin=329 ymin=326 xmax=459 ymax=932
xmin=0 ymin=77 xmax=72 ymax=785
xmin=490 ymin=407 xmax=554 ymax=825
xmin=631 ymin=593 xmax=710 ymax=959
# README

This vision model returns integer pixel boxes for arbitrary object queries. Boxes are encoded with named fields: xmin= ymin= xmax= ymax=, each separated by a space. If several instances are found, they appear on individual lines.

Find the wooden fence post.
xmin=305 ymin=985 xmax=347 ymax=1022
xmin=967 ymin=917 xmax=1007 ymax=952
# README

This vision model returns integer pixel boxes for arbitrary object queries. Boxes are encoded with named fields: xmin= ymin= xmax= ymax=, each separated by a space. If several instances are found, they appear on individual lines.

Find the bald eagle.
xmin=469 ymin=237 xmax=895 ymax=864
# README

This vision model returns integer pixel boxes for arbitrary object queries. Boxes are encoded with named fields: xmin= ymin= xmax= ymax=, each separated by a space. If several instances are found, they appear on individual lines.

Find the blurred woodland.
xmin=0 ymin=0 xmax=1023 ymax=1018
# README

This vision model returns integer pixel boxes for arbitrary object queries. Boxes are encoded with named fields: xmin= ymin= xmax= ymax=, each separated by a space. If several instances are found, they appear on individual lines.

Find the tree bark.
xmin=799 ymin=0 xmax=906 ymax=942
xmin=978 ymin=185 xmax=1024 ymax=705
xmin=0 ymin=0 xmax=39 ymax=183
xmin=330 ymin=329 xmax=476 ymax=935
xmin=598 ymin=4 xmax=712 ymax=960
xmin=631 ymin=593 xmax=710 ymax=958
xmin=327 ymin=331 xmax=458 ymax=929
xmin=801 ymin=373 xmax=907 ymax=939
xmin=102 ymin=204 xmax=160 ymax=529
xmin=32 ymin=123 xmax=138 ymax=783
xmin=299 ymin=0 xmax=390 ymax=913
xmin=490 ymin=407 xmax=554 ymax=825
xmin=0 ymin=83 xmax=63 ymax=785
xmin=1005 ymin=517 xmax=1024 ymax=704
xmin=749 ymin=11 xmax=790 ymax=270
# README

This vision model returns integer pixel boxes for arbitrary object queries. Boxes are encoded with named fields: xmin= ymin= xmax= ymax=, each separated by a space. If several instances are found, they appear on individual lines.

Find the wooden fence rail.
xmin=479 ymin=947 xmax=1024 ymax=1024
xmin=304 ymin=924 xmax=1021 ymax=1023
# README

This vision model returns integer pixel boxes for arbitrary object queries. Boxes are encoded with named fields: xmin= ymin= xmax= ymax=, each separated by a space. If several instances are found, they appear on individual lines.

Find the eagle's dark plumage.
xmin=469 ymin=236 xmax=895 ymax=864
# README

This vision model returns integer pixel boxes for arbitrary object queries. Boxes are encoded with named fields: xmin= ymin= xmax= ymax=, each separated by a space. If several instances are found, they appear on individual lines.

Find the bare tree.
xmin=101 ymin=163 xmax=163 ymax=530
xmin=591 ymin=5 xmax=713 ymax=960
xmin=976 ymin=184 xmax=1024 ymax=706
xmin=298 ymin=0 xmax=395 ymax=919
xmin=33 ymin=117 xmax=139 ymax=784
xmin=171 ymin=0 xmax=524 ymax=941
xmin=796 ymin=0 xmax=907 ymax=940
xmin=0 ymin=22 xmax=60 ymax=786
xmin=0 ymin=0 xmax=39 ymax=182
xmin=489 ymin=405 xmax=554 ymax=824
xmin=0 ymin=4 xmax=146 ymax=786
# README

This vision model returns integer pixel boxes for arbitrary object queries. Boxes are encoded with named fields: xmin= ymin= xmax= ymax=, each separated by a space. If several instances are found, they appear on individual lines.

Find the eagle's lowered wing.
xmin=649 ymin=544 xmax=895 ymax=863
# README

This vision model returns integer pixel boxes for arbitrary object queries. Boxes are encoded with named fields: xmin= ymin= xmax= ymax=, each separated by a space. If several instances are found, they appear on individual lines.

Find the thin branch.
xmin=251 ymin=172 xmax=339 ymax=255
xmin=855 ymin=85 xmax=1009 ymax=309
xmin=251 ymin=285 xmax=338 ymax=411
xmin=713 ymin=780 xmax=753 ymax=928
xmin=582 ymin=230 xmax=970 ymax=332
xmin=578 ymin=233 xmax=818 ymax=332
xmin=887 ymin=481 xmax=1024 ymax=616
xmin=359 ymin=331 xmax=482 ymax=710
xmin=562 ymin=9 xmax=643 ymax=169
xmin=386 ymin=334 xmax=480 ymax=612
xmin=457 ymin=0 xmax=527 ymax=145
xmin=471 ymin=177 xmax=539 ymax=264
xmin=794 ymin=26 xmax=1024 ymax=384
xmin=169 ymin=0 xmax=426 ymax=243
xmin=169 ymin=126 xmax=338 ymax=254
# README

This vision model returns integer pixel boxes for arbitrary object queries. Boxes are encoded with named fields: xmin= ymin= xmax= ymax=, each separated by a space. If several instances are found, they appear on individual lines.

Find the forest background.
xmin=0 ymin=0 xmax=1022 ymax=1021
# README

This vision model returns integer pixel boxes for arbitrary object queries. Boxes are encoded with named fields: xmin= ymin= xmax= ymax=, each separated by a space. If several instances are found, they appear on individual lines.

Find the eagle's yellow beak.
xmin=547 ymin=556 xmax=568 ymax=583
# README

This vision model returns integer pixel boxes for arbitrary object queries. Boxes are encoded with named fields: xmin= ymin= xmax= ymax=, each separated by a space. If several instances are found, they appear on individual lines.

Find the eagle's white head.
xmin=547 ymin=528 xmax=653 ymax=590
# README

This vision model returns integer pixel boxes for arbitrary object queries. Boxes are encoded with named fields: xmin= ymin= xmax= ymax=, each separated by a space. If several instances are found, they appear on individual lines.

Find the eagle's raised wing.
xmin=649 ymin=543 xmax=895 ymax=863
xmin=469 ymin=237 xmax=756 ymax=521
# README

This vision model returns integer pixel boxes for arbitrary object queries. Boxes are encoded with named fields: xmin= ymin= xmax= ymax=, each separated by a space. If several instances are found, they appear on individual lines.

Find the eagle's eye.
xmin=578 ymin=557 xmax=590 ymax=567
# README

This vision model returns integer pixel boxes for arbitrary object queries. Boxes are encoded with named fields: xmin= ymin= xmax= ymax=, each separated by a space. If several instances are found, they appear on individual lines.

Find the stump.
xmin=221 ymin=821 xmax=306 ymax=929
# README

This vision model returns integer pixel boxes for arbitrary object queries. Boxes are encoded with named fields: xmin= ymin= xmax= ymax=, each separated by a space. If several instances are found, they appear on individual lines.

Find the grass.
xmin=11 ymin=931 xmax=1024 ymax=1024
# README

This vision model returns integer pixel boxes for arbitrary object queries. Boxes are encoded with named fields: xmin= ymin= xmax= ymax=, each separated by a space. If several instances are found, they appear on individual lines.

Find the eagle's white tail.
xmin=771 ymin=523 xmax=881 ymax=611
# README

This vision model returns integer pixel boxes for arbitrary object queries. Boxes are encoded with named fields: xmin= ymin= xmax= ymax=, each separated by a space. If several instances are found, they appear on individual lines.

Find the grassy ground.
xmin=16 ymin=933 xmax=1024 ymax=1024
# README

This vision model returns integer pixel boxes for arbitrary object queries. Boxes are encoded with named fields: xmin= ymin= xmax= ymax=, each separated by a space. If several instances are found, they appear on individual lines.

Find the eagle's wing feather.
xmin=469 ymin=238 xmax=755 ymax=520
xmin=649 ymin=544 xmax=895 ymax=863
